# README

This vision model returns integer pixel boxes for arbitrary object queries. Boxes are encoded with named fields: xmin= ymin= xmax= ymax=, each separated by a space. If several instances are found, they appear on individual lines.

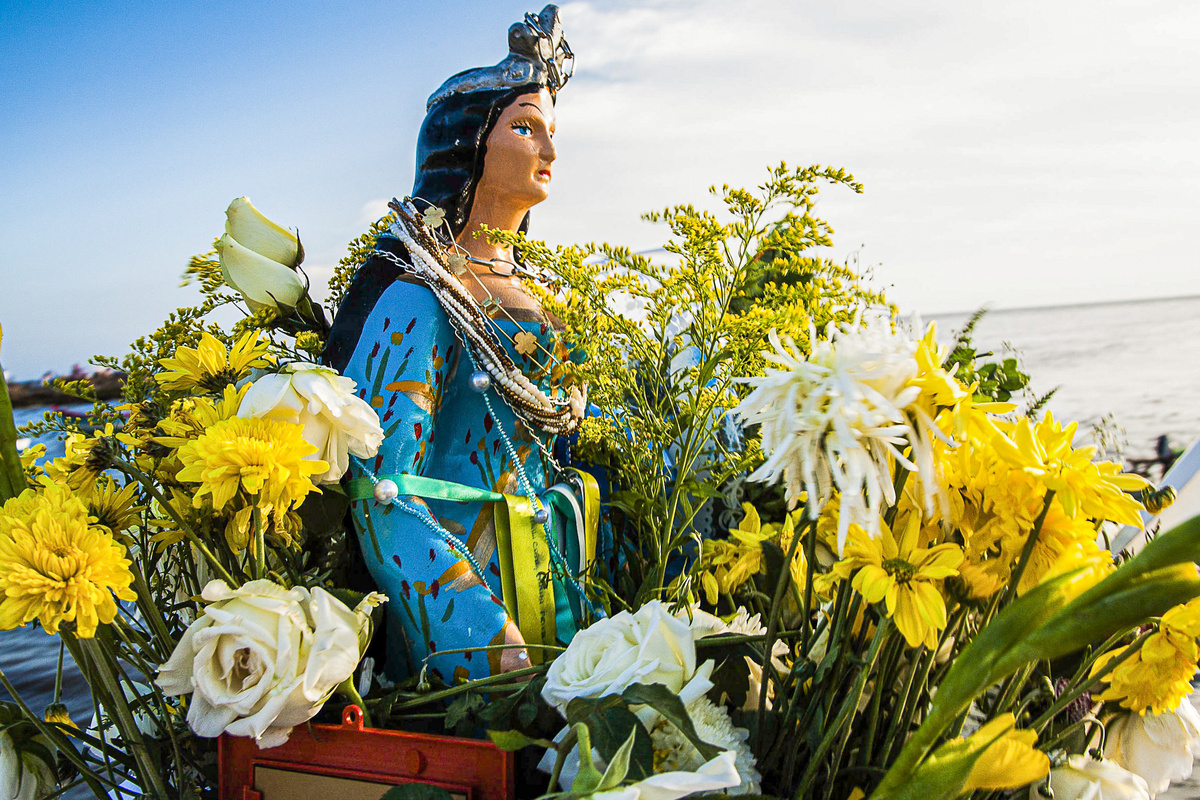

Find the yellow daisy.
xmin=841 ymin=512 xmax=963 ymax=649
xmin=85 ymin=476 xmax=143 ymax=537
xmin=175 ymin=417 xmax=326 ymax=513
xmin=0 ymin=484 xmax=136 ymax=637
xmin=40 ymin=424 xmax=120 ymax=498
xmin=155 ymin=330 xmax=270 ymax=394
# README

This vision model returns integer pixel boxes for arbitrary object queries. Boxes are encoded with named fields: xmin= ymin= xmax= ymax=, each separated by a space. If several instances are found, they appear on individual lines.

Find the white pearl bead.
xmin=469 ymin=371 xmax=492 ymax=392
xmin=373 ymin=479 xmax=400 ymax=504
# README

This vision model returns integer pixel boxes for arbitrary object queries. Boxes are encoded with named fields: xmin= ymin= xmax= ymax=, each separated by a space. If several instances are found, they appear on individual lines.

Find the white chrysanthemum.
xmin=735 ymin=316 xmax=940 ymax=553
xmin=650 ymin=697 xmax=761 ymax=795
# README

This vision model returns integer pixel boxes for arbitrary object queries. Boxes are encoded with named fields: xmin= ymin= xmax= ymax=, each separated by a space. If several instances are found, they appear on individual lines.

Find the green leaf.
xmin=620 ymin=683 xmax=722 ymax=762
xmin=588 ymin=707 xmax=654 ymax=782
xmin=598 ymin=728 xmax=637 ymax=791
xmin=377 ymin=784 xmax=454 ymax=800
xmin=486 ymin=729 xmax=556 ymax=751
xmin=443 ymin=693 xmax=484 ymax=729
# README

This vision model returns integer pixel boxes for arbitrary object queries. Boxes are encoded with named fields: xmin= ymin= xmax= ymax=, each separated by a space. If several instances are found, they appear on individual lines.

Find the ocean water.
xmin=931 ymin=295 xmax=1200 ymax=461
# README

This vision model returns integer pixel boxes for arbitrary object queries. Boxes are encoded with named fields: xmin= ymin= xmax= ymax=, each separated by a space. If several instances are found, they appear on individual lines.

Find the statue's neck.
xmin=455 ymin=195 xmax=526 ymax=264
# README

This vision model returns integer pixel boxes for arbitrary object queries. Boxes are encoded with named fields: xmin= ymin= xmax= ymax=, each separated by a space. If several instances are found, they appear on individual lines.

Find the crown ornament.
xmin=426 ymin=4 xmax=574 ymax=110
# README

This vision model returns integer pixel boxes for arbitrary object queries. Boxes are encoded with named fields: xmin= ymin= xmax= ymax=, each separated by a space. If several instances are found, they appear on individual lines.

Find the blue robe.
xmin=326 ymin=240 xmax=592 ymax=683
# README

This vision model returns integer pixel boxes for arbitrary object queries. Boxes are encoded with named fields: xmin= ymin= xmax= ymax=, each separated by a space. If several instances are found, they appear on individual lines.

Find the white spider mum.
xmin=735 ymin=316 xmax=940 ymax=553
xmin=650 ymin=696 xmax=761 ymax=795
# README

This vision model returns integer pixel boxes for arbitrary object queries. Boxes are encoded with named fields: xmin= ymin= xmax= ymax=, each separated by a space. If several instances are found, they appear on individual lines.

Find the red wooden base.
xmin=218 ymin=706 xmax=514 ymax=800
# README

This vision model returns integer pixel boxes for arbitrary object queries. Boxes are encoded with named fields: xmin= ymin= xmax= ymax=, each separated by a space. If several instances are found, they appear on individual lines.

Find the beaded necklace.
xmin=378 ymin=199 xmax=583 ymax=438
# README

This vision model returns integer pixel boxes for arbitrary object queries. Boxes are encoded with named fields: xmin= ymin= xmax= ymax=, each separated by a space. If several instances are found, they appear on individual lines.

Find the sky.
xmin=2 ymin=0 xmax=1198 ymax=379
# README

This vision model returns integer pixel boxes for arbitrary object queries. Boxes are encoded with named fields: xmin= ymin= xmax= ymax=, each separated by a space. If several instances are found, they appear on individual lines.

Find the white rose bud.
xmin=1105 ymin=695 xmax=1200 ymax=796
xmin=1032 ymin=755 xmax=1151 ymax=800
xmin=238 ymin=363 xmax=384 ymax=484
xmin=217 ymin=197 xmax=306 ymax=310
xmin=225 ymin=196 xmax=302 ymax=267
xmin=156 ymin=579 xmax=385 ymax=749
xmin=543 ymin=600 xmax=714 ymax=715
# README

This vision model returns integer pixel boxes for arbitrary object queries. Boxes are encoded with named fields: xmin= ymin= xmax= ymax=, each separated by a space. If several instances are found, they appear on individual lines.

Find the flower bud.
xmin=216 ymin=233 xmax=305 ymax=311
xmin=224 ymin=197 xmax=302 ymax=267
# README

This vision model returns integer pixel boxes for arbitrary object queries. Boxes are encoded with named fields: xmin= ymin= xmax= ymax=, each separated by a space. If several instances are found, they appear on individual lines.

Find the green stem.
xmin=0 ymin=665 xmax=119 ymax=797
xmin=111 ymin=456 xmax=238 ymax=586
xmin=1030 ymin=629 xmax=1152 ymax=733
xmin=793 ymin=617 xmax=892 ymax=800
xmin=388 ymin=664 xmax=546 ymax=711
xmin=70 ymin=634 xmax=172 ymax=799
xmin=253 ymin=506 xmax=265 ymax=580
xmin=757 ymin=515 xmax=812 ymax=747
xmin=1004 ymin=490 xmax=1056 ymax=604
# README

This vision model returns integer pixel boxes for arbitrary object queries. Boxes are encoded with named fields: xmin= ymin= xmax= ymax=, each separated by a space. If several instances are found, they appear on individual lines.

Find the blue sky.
xmin=2 ymin=1 xmax=1198 ymax=379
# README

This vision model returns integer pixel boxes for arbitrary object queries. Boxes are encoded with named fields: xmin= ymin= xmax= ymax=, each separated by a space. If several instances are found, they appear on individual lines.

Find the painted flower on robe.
xmin=218 ymin=197 xmax=306 ymax=311
xmin=0 ymin=484 xmax=136 ymax=637
xmin=1094 ymin=597 xmax=1200 ymax=715
xmin=174 ymin=416 xmax=326 ymax=513
xmin=542 ymin=601 xmax=715 ymax=715
xmin=0 ymin=729 xmax=55 ymax=800
xmin=238 ymin=363 xmax=384 ymax=484
xmin=1032 ymin=755 xmax=1151 ymax=800
xmin=837 ymin=512 xmax=962 ymax=649
xmin=156 ymin=579 xmax=385 ymax=748
xmin=155 ymin=330 xmax=271 ymax=394
xmin=1105 ymin=693 xmax=1200 ymax=796
xmin=735 ymin=317 xmax=956 ymax=554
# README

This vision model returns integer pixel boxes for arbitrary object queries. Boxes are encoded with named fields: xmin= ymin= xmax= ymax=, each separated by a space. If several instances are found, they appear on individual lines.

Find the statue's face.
xmin=475 ymin=88 xmax=557 ymax=212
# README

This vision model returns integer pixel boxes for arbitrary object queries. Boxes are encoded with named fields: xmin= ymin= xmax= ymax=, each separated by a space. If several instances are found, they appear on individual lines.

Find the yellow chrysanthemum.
xmin=0 ymin=485 xmax=136 ymax=637
xmin=1094 ymin=596 xmax=1200 ymax=714
xmin=155 ymin=330 xmax=270 ymax=393
xmin=992 ymin=412 xmax=1149 ymax=525
xmin=175 ymin=417 xmax=325 ymax=512
xmin=153 ymin=383 xmax=247 ymax=450
xmin=840 ymin=512 xmax=963 ymax=649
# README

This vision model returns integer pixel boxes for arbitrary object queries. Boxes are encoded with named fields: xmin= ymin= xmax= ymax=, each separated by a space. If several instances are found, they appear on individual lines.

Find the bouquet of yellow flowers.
xmin=0 ymin=169 xmax=1196 ymax=800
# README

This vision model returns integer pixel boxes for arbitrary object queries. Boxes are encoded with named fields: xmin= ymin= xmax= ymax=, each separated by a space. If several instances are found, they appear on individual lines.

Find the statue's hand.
xmin=498 ymin=620 xmax=531 ymax=673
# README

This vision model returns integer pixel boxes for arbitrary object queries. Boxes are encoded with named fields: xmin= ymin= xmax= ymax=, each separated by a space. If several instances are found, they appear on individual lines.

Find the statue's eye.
xmin=511 ymin=122 xmax=534 ymax=137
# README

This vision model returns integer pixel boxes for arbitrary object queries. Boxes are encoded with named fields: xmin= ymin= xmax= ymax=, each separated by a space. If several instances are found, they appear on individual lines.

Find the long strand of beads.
xmin=472 ymin=356 xmax=599 ymax=619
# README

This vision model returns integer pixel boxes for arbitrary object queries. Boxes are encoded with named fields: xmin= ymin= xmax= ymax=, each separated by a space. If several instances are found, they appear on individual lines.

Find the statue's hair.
xmin=411 ymin=83 xmax=540 ymax=238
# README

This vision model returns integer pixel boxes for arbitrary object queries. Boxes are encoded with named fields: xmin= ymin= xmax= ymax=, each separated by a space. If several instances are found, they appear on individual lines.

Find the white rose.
xmin=0 ymin=731 xmax=55 ymax=800
xmin=238 ymin=363 xmax=384 ymax=484
xmin=1032 ymin=755 xmax=1151 ymax=800
xmin=1106 ymin=696 xmax=1200 ymax=796
xmin=217 ymin=197 xmax=305 ymax=310
xmin=543 ymin=601 xmax=713 ymax=714
xmin=156 ymin=579 xmax=385 ymax=749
